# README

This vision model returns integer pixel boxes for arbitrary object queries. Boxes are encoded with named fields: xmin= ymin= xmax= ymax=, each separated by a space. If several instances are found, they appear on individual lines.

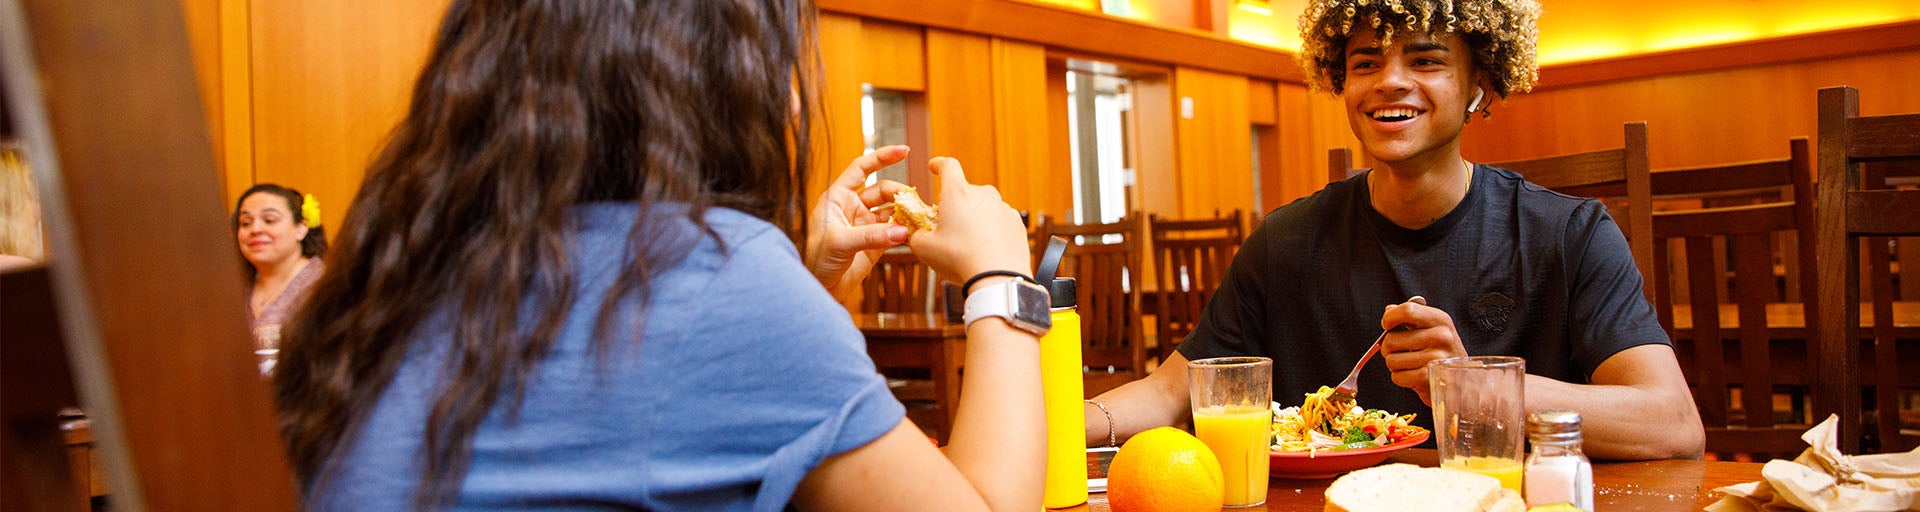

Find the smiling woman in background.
xmin=272 ymin=1 xmax=1044 ymax=511
xmin=233 ymin=183 xmax=327 ymax=373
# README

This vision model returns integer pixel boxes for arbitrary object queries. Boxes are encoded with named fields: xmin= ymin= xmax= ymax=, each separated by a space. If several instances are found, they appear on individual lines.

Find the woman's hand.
xmin=805 ymin=146 xmax=913 ymax=301
xmin=907 ymin=157 xmax=1029 ymax=283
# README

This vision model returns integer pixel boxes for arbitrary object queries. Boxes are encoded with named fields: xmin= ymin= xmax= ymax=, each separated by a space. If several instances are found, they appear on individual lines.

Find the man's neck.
xmin=1368 ymin=151 xmax=1474 ymax=230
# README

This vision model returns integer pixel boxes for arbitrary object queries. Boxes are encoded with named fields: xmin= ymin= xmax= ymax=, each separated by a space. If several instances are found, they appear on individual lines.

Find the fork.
xmin=1329 ymin=296 xmax=1426 ymax=406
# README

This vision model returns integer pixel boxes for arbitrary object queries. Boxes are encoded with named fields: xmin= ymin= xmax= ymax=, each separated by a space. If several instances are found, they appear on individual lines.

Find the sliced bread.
xmin=1325 ymin=463 xmax=1522 ymax=512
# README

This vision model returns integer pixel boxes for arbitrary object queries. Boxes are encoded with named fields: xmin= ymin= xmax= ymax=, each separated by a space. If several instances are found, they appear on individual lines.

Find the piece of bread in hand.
xmin=890 ymin=187 xmax=938 ymax=231
xmin=1325 ymin=464 xmax=1524 ymax=512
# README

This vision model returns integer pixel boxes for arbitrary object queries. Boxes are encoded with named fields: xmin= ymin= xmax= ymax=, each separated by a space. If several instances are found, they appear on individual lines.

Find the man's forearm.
xmin=1522 ymin=375 xmax=1704 ymax=460
xmin=1085 ymin=357 xmax=1193 ymax=447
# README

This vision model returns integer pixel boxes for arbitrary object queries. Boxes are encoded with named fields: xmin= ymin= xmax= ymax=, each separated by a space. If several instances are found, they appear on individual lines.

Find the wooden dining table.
xmin=852 ymin=312 xmax=967 ymax=431
xmin=1062 ymin=449 xmax=1766 ymax=511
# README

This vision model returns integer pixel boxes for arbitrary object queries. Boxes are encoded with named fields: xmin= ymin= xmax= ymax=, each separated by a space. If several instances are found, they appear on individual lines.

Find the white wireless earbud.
xmin=1466 ymin=87 xmax=1485 ymax=114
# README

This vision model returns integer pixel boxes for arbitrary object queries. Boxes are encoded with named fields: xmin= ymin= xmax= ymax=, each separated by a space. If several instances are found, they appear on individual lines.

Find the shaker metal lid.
xmin=1528 ymin=409 xmax=1583 ymax=435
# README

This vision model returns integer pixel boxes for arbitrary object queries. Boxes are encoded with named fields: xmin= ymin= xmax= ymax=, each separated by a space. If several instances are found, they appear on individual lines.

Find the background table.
xmin=853 ymin=312 xmax=966 ymax=435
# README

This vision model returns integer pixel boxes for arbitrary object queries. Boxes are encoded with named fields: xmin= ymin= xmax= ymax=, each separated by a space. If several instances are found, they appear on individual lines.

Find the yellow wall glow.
xmin=1221 ymin=0 xmax=1920 ymax=64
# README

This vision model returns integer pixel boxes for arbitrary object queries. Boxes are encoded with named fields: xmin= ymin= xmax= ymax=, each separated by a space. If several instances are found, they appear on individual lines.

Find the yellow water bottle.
xmin=1041 ymin=277 xmax=1086 ymax=508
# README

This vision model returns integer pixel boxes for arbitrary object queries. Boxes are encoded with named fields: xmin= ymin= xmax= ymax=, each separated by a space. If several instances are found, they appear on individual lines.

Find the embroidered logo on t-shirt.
xmin=1472 ymin=292 xmax=1515 ymax=333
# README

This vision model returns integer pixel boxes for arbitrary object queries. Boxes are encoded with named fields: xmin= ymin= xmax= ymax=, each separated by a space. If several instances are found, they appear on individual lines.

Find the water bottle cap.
xmin=1047 ymin=277 xmax=1076 ymax=308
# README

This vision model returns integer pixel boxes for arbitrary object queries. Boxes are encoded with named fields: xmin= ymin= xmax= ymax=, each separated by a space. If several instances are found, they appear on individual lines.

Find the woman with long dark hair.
xmin=274 ymin=1 xmax=1043 ymax=510
xmin=234 ymin=183 xmax=328 ymax=374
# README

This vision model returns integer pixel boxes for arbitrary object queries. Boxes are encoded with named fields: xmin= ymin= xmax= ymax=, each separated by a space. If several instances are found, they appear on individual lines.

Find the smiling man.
xmin=1084 ymin=0 xmax=1705 ymax=460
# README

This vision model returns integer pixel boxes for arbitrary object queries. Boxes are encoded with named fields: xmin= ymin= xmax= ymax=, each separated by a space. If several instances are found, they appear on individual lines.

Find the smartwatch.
xmin=962 ymin=278 xmax=1052 ymax=335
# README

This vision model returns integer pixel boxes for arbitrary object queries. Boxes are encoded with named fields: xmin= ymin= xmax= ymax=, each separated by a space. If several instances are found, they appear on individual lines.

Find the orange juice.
xmin=1192 ymin=405 xmax=1271 ymax=507
xmin=1441 ymin=456 xmax=1524 ymax=492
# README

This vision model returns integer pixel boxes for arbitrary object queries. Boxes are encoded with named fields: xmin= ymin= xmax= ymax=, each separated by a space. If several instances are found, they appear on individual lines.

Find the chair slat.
xmin=1733 ymin=232 xmax=1778 ymax=429
xmin=1652 ymin=203 xmax=1798 ymax=238
xmin=1846 ymin=113 xmax=1920 ymax=159
xmin=1686 ymin=236 xmax=1727 ymax=427
xmin=1845 ymin=190 xmax=1920 ymax=234
xmin=1652 ymin=159 xmax=1795 ymax=197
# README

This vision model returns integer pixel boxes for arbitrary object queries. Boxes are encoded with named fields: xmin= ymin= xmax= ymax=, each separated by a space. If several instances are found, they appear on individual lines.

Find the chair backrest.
xmin=1814 ymin=85 xmax=1920 ymax=454
xmin=1645 ymin=138 xmax=1817 ymax=460
xmin=1147 ymin=210 xmax=1246 ymax=361
xmin=1329 ymin=147 xmax=1364 ymax=183
xmin=860 ymin=250 xmax=938 ymax=314
xmin=2 ymin=0 xmax=301 ymax=507
xmin=1038 ymin=216 xmax=1146 ymax=373
xmin=1487 ymin=122 xmax=1656 ymax=303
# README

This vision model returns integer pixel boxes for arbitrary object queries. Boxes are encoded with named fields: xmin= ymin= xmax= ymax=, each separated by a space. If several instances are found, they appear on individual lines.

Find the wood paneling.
xmin=8 ymin=0 xmax=299 ymax=507
xmin=818 ymin=0 xmax=1299 ymax=82
xmin=1540 ymin=21 xmax=1920 ymax=90
xmin=179 ymin=0 xmax=222 ymax=168
xmin=247 ymin=0 xmax=448 ymax=232
xmin=990 ymin=38 xmax=1065 ymax=219
xmin=812 ymin=13 xmax=868 ymax=204
xmin=1172 ymin=67 xmax=1251 ymax=218
xmin=217 ymin=0 xmax=252 ymax=204
xmin=859 ymin=20 xmax=926 ymax=92
xmin=1271 ymin=82 xmax=1360 ymax=209
xmin=1462 ymin=48 xmax=1920 ymax=172
xmin=1130 ymin=76 xmax=1178 ymax=217
xmin=1247 ymin=78 xmax=1276 ymax=126
xmin=925 ymin=29 xmax=999 ymax=190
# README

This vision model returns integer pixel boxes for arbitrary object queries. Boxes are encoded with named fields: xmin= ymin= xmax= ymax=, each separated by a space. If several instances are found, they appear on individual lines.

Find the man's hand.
xmin=805 ymin=145 xmax=912 ymax=301
xmin=1379 ymin=300 xmax=1468 ymax=405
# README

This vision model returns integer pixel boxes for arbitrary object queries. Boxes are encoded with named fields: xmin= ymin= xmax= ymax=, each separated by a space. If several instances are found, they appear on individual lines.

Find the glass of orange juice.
xmin=1429 ymin=356 xmax=1526 ymax=492
xmin=1188 ymin=356 xmax=1272 ymax=507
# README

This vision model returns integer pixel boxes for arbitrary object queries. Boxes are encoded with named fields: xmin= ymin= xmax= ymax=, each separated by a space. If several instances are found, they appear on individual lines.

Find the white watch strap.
xmin=963 ymin=279 xmax=1015 ymax=327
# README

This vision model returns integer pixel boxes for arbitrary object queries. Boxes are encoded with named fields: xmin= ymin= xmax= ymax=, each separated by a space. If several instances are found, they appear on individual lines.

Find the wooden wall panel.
xmin=860 ymin=20 xmax=927 ymax=92
xmin=1172 ymin=67 xmax=1251 ymax=218
xmin=989 ymin=39 xmax=1066 ymax=219
xmin=178 ymin=0 xmax=222 ymax=169
xmin=925 ymin=29 xmax=999 ymax=191
xmin=1248 ymin=78 xmax=1276 ymax=126
xmin=1463 ymin=49 xmax=1920 ymax=171
xmin=1130 ymin=76 xmax=1179 ymax=218
xmin=1271 ymin=82 xmax=1360 ymax=210
xmin=247 ymin=0 xmax=448 ymax=232
xmin=812 ymin=13 xmax=869 ymax=205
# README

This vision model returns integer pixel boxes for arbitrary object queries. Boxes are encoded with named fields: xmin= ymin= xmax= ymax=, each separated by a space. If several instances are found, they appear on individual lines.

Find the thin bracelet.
xmin=962 ymin=270 xmax=1037 ymax=297
xmin=1085 ymin=399 xmax=1117 ymax=448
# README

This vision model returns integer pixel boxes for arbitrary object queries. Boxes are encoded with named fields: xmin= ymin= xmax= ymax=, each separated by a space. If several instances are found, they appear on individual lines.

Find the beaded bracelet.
xmin=1085 ymin=399 xmax=1117 ymax=448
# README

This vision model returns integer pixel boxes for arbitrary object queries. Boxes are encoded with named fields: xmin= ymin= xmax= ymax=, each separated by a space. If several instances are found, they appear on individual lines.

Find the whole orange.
xmin=1106 ymin=427 xmax=1225 ymax=512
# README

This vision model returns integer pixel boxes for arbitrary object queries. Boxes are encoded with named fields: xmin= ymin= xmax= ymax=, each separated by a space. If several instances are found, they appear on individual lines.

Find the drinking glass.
xmin=1188 ymin=356 xmax=1272 ymax=507
xmin=1429 ymin=355 xmax=1526 ymax=492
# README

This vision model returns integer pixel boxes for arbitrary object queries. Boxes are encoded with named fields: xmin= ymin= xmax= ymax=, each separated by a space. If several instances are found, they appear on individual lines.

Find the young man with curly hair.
xmin=1084 ymin=0 xmax=1704 ymax=460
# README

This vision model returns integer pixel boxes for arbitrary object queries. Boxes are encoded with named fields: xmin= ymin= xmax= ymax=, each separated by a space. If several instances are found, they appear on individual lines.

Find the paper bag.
xmin=1709 ymin=415 xmax=1920 ymax=512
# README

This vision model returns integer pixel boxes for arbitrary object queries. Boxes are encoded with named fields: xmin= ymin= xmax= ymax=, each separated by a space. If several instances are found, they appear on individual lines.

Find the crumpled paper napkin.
xmin=1708 ymin=415 xmax=1920 ymax=512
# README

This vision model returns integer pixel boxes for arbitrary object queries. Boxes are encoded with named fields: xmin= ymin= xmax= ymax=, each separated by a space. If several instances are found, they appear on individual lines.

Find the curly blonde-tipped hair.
xmin=1298 ymin=0 xmax=1540 ymax=101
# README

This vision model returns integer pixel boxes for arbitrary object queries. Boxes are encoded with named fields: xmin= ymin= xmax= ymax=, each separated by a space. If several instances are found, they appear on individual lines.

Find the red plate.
xmin=1268 ymin=430 xmax=1430 ymax=479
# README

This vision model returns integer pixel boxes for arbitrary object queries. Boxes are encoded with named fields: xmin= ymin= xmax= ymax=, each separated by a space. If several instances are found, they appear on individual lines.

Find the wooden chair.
xmin=859 ymin=249 xmax=939 ymax=314
xmin=1645 ymin=138 xmax=1817 ymax=460
xmin=1328 ymin=147 xmax=1365 ymax=184
xmin=1486 ymin=122 xmax=1656 ymax=303
xmin=1814 ymin=85 xmax=1920 ymax=454
xmin=1037 ymin=216 xmax=1147 ymax=397
xmin=1147 ymin=210 xmax=1246 ymax=363
xmin=2 ymin=0 xmax=299 ymax=508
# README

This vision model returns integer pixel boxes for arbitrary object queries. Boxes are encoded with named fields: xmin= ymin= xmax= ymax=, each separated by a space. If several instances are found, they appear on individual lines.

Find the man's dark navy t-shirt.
xmin=1178 ymin=164 xmax=1668 ymax=434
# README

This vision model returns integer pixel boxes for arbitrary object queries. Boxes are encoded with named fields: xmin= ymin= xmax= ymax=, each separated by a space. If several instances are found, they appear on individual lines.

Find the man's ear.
xmin=1466 ymin=87 xmax=1485 ymax=114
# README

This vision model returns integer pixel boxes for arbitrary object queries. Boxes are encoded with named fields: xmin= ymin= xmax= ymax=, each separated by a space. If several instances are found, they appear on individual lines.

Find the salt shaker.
xmin=1525 ymin=409 xmax=1593 ymax=510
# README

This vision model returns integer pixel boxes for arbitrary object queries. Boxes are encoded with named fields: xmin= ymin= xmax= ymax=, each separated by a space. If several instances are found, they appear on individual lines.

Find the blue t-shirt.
xmin=307 ymin=204 xmax=905 ymax=511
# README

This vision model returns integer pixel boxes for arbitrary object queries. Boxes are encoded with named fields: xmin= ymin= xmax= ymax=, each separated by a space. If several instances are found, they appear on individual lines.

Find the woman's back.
xmin=309 ymin=204 xmax=902 ymax=510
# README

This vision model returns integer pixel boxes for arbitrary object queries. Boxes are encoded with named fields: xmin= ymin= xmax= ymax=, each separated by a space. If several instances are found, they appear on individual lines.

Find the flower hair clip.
xmin=302 ymin=193 xmax=323 ymax=229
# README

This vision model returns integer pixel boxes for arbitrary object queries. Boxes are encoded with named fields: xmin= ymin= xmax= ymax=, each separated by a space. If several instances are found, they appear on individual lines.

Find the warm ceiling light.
xmin=1237 ymin=0 xmax=1273 ymax=16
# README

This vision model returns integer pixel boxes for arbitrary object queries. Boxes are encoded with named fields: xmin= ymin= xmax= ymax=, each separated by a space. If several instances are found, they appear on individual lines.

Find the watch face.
xmin=1016 ymin=283 xmax=1053 ymax=329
